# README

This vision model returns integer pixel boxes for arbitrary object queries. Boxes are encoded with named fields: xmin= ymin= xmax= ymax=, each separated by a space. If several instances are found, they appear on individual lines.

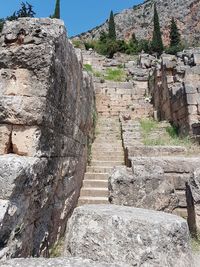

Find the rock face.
xmin=73 ymin=0 xmax=200 ymax=46
xmin=0 ymin=18 xmax=95 ymax=258
xmin=0 ymin=257 xmax=127 ymax=267
xmin=65 ymin=205 xmax=192 ymax=267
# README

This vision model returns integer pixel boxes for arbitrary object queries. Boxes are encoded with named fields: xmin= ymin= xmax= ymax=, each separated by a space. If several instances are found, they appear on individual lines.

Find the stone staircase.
xmin=78 ymin=116 xmax=124 ymax=205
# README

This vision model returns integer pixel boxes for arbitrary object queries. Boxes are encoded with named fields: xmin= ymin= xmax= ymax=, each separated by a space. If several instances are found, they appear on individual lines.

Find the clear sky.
xmin=0 ymin=0 xmax=143 ymax=37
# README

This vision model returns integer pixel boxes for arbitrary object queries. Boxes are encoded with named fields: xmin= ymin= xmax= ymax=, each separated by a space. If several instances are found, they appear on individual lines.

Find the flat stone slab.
xmin=131 ymin=156 xmax=200 ymax=173
xmin=127 ymin=145 xmax=187 ymax=157
xmin=0 ymin=257 xmax=127 ymax=267
xmin=65 ymin=205 xmax=193 ymax=267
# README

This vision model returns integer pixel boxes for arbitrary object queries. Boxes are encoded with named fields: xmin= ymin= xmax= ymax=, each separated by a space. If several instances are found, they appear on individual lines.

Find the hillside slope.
xmin=73 ymin=0 xmax=200 ymax=45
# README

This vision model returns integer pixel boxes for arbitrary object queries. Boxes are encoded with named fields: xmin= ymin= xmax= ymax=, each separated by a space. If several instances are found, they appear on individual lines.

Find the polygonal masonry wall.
xmin=0 ymin=18 xmax=95 ymax=259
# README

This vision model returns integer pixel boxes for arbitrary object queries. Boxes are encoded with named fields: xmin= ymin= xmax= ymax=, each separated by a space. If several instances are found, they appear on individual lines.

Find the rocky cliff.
xmin=0 ymin=18 xmax=95 ymax=258
xmin=74 ymin=0 xmax=200 ymax=46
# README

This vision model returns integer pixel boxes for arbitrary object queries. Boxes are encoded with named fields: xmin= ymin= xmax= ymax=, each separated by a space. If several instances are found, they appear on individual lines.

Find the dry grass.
xmin=140 ymin=118 xmax=200 ymax=154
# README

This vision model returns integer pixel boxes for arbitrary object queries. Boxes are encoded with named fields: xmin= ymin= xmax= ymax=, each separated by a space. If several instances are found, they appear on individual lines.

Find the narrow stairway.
xmin=78 ymin=116 xmax=124 ymax=205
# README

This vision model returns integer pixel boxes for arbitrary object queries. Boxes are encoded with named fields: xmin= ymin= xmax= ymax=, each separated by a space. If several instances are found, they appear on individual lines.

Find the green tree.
xmin=17 ymin=2 xmax=35 ymax=18
xmin=108 ymin=10 xmax=116 ymax=40
xmin=53 ymin=0 xmax=60 ymax=19
xmin=170 ymin=18 xmax=181 ymax=47
xmin=151 ymin=4 xmax=163 ymax=55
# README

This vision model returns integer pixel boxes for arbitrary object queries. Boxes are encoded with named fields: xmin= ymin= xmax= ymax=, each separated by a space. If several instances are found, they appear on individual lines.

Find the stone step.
xmin=90 ymin=160 xmax=124 ymax=167
xmin=78 ymin=196 xmax=109 ymax=205
xmin=84 ymin=172 xmax=109 ymax=180
xmin=80 ymin=187 xmax=108 ymax=197
xmin=95 ymin=134 xmax=121 ymax=138
xmin=87 ymin=166 xmax=113 ymax=173
xmin=83 ymin=179 xmax=108 ymax=188
xmin=93 ymin=140 xmax=122 ymax=145
xmin=92 ymin=155 xmax=124 ymax=161
xmin=91 ymin=149 xmax=124 ymax=154
xmin=96 ymin=127 xmax=120 ymax=132
xmin=92 ymin=143 xmax=123 ymax=148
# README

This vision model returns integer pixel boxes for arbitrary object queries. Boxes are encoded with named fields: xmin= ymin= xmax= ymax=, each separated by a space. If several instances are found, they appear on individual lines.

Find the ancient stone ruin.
xmin=0 ymin=18 xmax=95 ymax=258
xmin=0 ymin=18 xmax=200 ymax=267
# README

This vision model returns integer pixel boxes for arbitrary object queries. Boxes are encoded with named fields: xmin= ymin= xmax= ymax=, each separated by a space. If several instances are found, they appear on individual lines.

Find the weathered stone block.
xmin=193 ymin=53 xmax=200 ymax=65
xmin=0 ymin=155 xmax=40 ymax=199
xmin=0 ymin=125 xmax=12 ymax=154
xmin=65 ymin=205 xmax=192 ymax=267
xmin=131 ymin=156 xmax=200 ymax=174
xmin=0 ymin=69 xmax=47 ymax=97
xmin=108 ymin=166 xmax=178 ymax=212
xmin=127 ymin=145 xmax=187 ymax=157
xmin=188 ymin=105 xmax=198 ymax=115
xmin=12 ymin=126 xmax=41 ymax=156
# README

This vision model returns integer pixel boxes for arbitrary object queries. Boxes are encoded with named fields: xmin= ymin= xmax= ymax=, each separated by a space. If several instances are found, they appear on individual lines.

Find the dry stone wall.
xmin=150 ymin=49 xmax=200 ymax=137
xmin=0 ymin=18 xmax=95 ymax=258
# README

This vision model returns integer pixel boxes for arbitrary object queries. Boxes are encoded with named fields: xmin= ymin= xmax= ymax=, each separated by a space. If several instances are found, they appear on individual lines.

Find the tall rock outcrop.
xmin=0 ymin=18 xmax=95 ymax=258
xmin=74 ymin=0 xmax=200 ymax=46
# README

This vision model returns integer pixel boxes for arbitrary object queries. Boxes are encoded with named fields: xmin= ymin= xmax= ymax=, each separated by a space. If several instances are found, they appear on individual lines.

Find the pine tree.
xmin=170 ymin=18 xmax=181 ymax=47
xmin=53 ymin=0 xmax=60 ymax=19
xmin=151 ymin=4 xmax=163 ymax=55
xmin=16 ymin=2 xmax=35 ymax=18
xmin=108 ymin=10 xmax=116 ymax=40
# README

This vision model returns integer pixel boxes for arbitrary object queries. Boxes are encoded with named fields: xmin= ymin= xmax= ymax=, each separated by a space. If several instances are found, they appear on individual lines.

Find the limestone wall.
xmin=150 ymin=50 xmax=200 ymax=137
xmin=0 ymin=18 xmax=95 ymax=258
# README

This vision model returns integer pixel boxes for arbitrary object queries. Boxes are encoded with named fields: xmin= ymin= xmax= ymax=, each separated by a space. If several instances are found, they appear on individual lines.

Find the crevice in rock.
xmin=186 ymin=182 xmax=197 ymax=238
xmin=7 ymin=126 xmax=14 ymax=154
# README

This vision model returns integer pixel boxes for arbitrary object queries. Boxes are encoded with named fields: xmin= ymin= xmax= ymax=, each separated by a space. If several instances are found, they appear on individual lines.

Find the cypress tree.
xmin=108 ymin=10 xmax=116 ymax=40
xmin=170 ymin=18 xmax=181 ymax=47
xmin=53 ymin=0 xmax=60 ymax=19
xmin=151 ymin=4 xmax=163 ymax=55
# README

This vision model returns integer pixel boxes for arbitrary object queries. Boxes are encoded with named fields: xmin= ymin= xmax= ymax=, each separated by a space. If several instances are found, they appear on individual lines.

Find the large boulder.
xmin=64 ymin=205 xmax=192 ymax=267
xmin=0 ymin=257 xmax=128 ymax=267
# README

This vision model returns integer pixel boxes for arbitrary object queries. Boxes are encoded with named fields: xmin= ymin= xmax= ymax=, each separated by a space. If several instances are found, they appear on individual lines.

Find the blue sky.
xmin=0 ymin=0 xmax=143 ymax=37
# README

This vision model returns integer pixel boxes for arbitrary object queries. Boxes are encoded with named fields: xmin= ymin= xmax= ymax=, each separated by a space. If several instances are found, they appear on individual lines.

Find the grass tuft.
xmin=104 ymin=68 xmax=126 ymax=82
xmin=83 ymin=64 xmax=93 ymax=72
xmin=49 ymin=238 xmax=64 ymax=257
xmin=140 ymin=118 xmax=157 ymax=135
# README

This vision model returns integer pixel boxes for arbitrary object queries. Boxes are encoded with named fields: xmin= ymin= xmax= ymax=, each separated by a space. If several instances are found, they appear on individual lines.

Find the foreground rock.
xmin=0 ymin=257 xmax=128 ymax=267
xmin=65 ymin=205 xmax=192 ymax=267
